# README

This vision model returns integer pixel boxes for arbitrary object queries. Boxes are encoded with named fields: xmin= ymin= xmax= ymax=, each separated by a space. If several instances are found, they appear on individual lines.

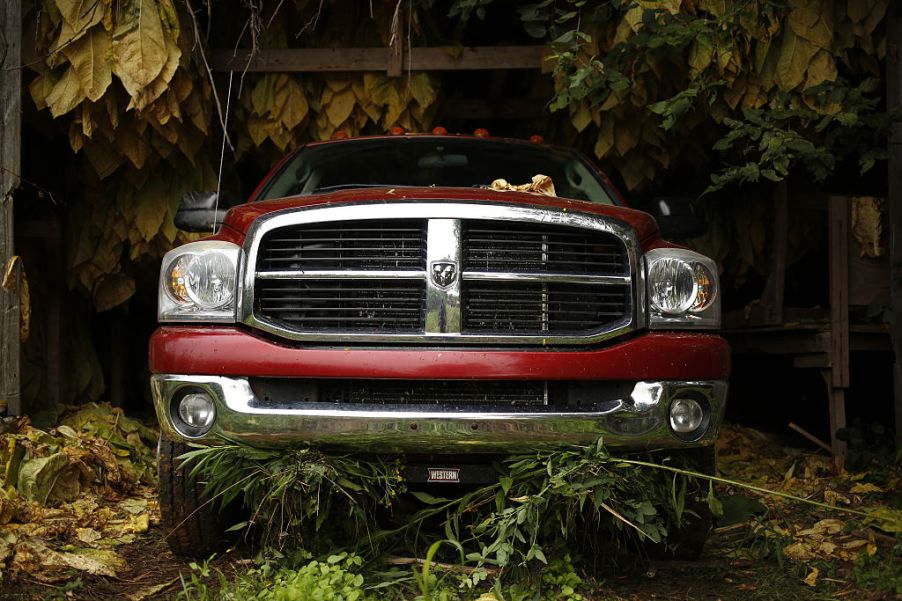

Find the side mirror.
xmin=649 ymin=196 xmax=707 ymax=240
xmin=174 ymin=191 xmax=228 ymax=233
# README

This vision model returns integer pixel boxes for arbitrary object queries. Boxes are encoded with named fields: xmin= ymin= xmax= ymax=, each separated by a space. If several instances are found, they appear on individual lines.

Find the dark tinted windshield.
xmin=256 ymin=137 xmax=616 ymax=204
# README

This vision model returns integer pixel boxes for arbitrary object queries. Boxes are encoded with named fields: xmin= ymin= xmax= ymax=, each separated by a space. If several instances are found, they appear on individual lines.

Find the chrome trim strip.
xmin=152 ymin=374 xmax=727 ymax=452
xmin=256 ymin=270 xmax=425 ymax=280
xmin=240 ymin=202 xmax=639 ymax=345
xmin=425 ymin=219 xmax=462 ymax=334
xmin=462 ymin=272 xmax=631 ymax=284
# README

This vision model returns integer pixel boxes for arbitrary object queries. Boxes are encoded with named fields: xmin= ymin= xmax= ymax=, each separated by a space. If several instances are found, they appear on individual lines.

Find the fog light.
xmin=178 ymin=393 xmax=216 ymax=432
xmin=669 ymin=398 xmax=704 ymax=434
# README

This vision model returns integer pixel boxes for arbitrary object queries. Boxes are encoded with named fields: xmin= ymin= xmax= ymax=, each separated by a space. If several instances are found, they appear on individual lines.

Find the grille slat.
xmin=258 ymin=219 xmax=426 ymax=271
xmin=254 ymin=279 xmax=424 ymax=331
xmin=463 ymin=281 xmax=630 ymax=333
xmin=464 ymin=220 xmax=628 ymax=275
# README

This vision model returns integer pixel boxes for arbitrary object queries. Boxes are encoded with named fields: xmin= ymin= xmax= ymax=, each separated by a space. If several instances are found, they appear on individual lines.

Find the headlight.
xmin=645 ymin=248 xmax=720 ymax=328
xmin=159 ymin=241 xmax=242 ymax=322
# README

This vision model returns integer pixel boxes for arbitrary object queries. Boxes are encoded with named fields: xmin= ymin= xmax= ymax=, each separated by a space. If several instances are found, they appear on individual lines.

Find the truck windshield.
xmin=256 ymin=137 xmax=617 ymax=204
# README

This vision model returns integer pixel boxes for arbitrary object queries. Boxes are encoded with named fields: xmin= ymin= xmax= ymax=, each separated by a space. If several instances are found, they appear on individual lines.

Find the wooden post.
xmin=1 ymin=0 xmax=22 ymax=416
xmin=761 ymin=180 xmax=788 ymax=325
xmin=887 ymin=1 xmax=902 ymax=450
xmin=387 ymin=3 xmax=403 ymax=77
xmin=827 ymin=196 xmax=850 ymax=467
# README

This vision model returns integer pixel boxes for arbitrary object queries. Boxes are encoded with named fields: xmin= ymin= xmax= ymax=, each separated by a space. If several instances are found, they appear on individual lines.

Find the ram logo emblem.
xmin=431 ymin=262 xmax=457 ymax=288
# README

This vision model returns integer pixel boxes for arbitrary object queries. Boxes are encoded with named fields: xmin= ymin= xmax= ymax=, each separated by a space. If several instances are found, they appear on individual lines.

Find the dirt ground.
xmin=2 ymin=521 xmax=896 ymax=600
xmin=0 ymin=408 xmax=900 ymax=600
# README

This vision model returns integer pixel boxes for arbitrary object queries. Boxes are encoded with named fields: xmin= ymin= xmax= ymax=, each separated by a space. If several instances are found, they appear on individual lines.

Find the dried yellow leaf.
xmin=699 ymin=0 xmax=727 ymax=17
xmin=54 ymin=0 xmax=104 ymax=51
xmin=112 ymin=0 xmax=169 ymax=101
xmin=850 ymin=197 xmax=885 ymax=258
xmin=407 ymin=73 xmax=437 ymax=108
xmin=570 ymin=102 xmax=592 ymax=133
xmin=63 ymin=26 xmax=112 ymax=103
xmin=127 ymin=35 xmax=181 ymax=111
xmin=278 ymin=78 xmax=309 ymax=131
xmin=784 ymin=541 xmax=815 ymax=561
xmin=776 ymin=27 xmax=819 ymax=91
xmin=803 ymin=50 xmax=837 ymax=90
xmin=382 ymin=84 xmax=406 ymax=128
xmin=614 ymin=121 xmax=640 ymax=156
xmin=46 ymin=66 xmax=84 ymax=118
xmin=788 ymin=0 xmax=833 ymax=50
xmin=113 ymin=122 xmax=148 ymax=169
xmin=689 ymin=37 xmax=715 ymax=78
xmin=29 ymin=70 xmax=59 ymax=111
xmin=803 ymin=567 xmax=818 ymax=587
xmin=132 ymin=176 xmax=169 ymax=241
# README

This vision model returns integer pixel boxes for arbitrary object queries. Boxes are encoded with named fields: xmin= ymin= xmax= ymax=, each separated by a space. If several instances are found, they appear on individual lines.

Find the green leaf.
xmin=223 ymin=521 xmax=248 ymax=533
xmin=411 ymin=491 xmax=450 ymax=505
xmin=706 ymin=481 xmax=724 ymax=518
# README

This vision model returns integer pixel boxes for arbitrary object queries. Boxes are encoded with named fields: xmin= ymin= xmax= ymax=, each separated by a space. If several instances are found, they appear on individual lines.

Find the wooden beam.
xmin=1 ymin=0 xmax=21 ymax=416
xmin=211 ymin=46 xmax=547 ymax=73
xmin=886 ymin=1 xmax=902 ymax=449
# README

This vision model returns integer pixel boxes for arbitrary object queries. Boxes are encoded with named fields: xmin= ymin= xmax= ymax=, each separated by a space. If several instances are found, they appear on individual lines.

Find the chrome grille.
xmin=244 ymin=203 xmax=637 ymax=344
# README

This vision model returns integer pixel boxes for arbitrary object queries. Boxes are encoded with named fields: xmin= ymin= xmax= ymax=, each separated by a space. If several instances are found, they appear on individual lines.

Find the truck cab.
xmin=150 ymin=134 xmax=729 ymax=555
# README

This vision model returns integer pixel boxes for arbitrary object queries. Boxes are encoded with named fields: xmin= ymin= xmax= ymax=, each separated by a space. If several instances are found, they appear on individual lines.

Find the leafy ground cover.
xmin=0 ymin=407 xmax=899 ymax=600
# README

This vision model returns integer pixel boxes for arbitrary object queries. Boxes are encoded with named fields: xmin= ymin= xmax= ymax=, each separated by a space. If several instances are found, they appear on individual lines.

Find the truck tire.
xmin=158 ymin=437 xmax=224 ymax=557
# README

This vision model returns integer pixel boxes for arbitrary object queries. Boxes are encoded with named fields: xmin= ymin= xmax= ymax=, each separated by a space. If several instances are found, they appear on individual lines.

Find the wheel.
xmin=157 ymin=437 xmax=225 ymax=557
xmin=651 ymin=445 xmax=716 ymax=560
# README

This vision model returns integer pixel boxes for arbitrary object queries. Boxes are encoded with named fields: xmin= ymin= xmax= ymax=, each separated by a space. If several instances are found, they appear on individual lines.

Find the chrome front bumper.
xmin=151 ymin=375 xmax=728 ymax=452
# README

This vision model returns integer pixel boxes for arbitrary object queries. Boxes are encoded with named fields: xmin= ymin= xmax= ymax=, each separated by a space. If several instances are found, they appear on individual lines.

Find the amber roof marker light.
xmin=473 ymin=128 xmax=490 ymax=137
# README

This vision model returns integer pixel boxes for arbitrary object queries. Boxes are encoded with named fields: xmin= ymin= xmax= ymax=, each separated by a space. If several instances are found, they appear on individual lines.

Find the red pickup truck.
xmin=150 ymin=134 xmax=729 ymax=556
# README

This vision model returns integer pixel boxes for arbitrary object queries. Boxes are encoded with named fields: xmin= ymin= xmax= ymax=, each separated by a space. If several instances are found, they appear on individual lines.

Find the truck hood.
xmin=221 ymin=187 xmax=660 ymax=242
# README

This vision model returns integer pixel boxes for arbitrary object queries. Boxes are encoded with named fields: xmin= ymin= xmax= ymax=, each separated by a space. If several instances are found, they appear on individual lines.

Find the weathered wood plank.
xmin=212 ymin=46 xmax=547 ymax=72
xmin=1 ymin=0 xmax=21 ymax=416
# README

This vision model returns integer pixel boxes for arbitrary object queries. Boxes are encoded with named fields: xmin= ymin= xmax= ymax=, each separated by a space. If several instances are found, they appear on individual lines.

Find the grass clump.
xmin=181 ymin=444 xmax=405 ymax=549
xmin=183 ymin=440 xmax=713 ymax=573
